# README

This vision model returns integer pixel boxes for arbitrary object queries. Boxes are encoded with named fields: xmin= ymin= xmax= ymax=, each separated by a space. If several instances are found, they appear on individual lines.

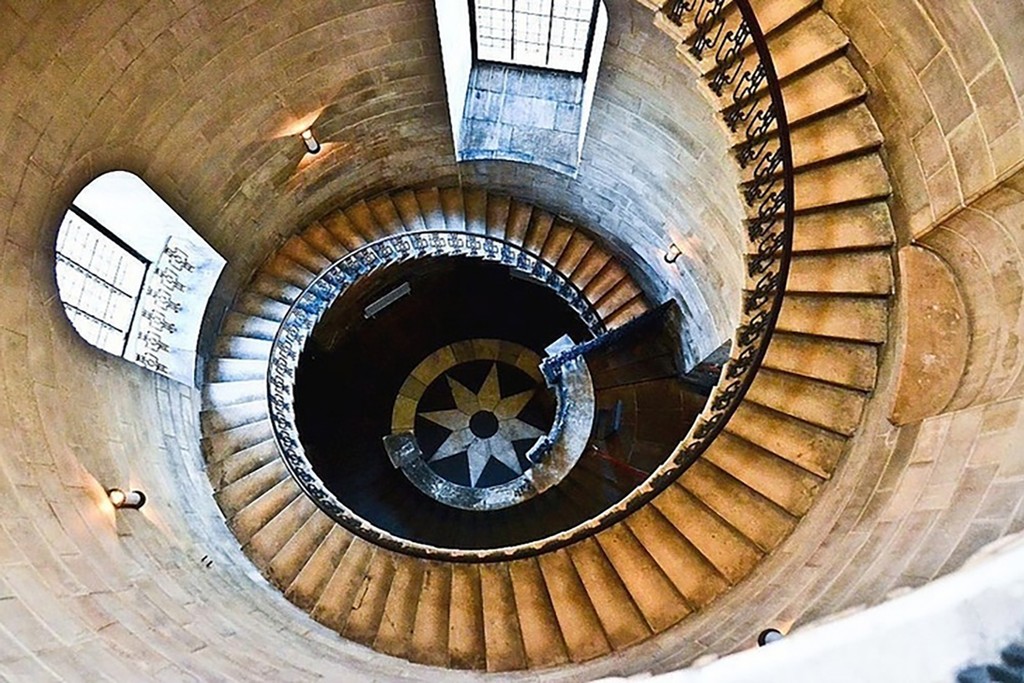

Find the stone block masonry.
xmin=460 ymin=62 xmax=586 ymax=175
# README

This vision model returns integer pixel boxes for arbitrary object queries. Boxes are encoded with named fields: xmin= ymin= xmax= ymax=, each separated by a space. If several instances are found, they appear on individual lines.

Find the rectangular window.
xmin=55 ymin=208 xmax=148 ymax=355
xmin=473 ymin=0 xmax=597 ymax=73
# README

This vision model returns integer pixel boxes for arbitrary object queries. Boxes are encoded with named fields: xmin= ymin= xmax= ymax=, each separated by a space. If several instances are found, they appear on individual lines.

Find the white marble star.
xmin=420 ymin=363 xmax=545 ymax=487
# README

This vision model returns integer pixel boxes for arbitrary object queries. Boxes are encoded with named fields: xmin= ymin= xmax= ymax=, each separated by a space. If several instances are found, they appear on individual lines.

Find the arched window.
xmin=55 ymin=171 xmax=225 ymax=383
xmin=472 ymin=0 xmax=601 ymax=73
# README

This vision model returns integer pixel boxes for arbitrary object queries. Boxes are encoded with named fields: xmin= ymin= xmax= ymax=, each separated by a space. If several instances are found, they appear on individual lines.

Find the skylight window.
xmin=473 ymin=0 xmax=599 ymax=73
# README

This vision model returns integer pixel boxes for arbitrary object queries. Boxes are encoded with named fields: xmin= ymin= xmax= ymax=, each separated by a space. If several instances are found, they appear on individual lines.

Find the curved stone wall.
xmin=824 ymin=0 xmax=1024 ymax=239
xmin=0 ymin=0 xmax=1023 ymax=679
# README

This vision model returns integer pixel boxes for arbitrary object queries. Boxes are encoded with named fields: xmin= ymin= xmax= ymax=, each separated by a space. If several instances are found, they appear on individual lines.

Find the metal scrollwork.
xmin=265 ymin=230 xmax=610 ymax=561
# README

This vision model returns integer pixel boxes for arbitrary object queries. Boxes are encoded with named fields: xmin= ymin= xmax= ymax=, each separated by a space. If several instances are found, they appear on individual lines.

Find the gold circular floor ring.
xmin=384 ymin=339 xmax=595 ymax=511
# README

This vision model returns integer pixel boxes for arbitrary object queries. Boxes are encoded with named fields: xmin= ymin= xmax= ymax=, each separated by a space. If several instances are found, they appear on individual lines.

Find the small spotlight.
xmin=300 ymin=128 xmax=321 ymax=155
xmin=664 ymin=243 xmax=681 ymax=264
xmin=757 ymin=628 xmax=785 ymax=646
xmin=107 ymin=488 xmax=146 ymax=510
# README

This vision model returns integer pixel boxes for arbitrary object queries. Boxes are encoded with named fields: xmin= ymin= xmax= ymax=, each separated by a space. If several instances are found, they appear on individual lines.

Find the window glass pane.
xmin=475 ymin=0 xmax=594 ymax=72
xmin=55 ymin=209 xmax=147 ymax=354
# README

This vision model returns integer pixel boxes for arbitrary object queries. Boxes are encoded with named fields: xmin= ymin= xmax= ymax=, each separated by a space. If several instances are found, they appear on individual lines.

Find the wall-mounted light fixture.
xmin=664 ymin=243 xmax=682 ymax=264
xmin=107 ymin=488 xmax=147 ymax=510
xmin=757 ymin=628 xmax=785 ymax=646
xmin=300 ymin=128 xmax=321 ymax=155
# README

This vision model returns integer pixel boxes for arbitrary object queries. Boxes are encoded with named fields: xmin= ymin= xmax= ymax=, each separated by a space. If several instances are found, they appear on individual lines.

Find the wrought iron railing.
xmin=266 ymin=0 xmax=793 ymax=562
xmin=266 ymin=230 xmax=610 ymax=560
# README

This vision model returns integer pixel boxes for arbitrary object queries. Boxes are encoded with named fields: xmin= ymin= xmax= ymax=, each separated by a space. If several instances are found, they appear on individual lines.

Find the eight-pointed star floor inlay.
xmin=420 ymin=363 xmax=544 ymax=487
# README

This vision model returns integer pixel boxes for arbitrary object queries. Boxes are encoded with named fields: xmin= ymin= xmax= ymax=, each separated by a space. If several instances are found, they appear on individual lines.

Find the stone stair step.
xmin=508 ymin=558 xmax=570 ymax=668
xmin=310 ymin=537 xmax=375 ymax=631
xmin=653 ymin=483 xmax=763 ymax=584
xmin=391 ymin=189 xmax=428 ymax=232
xmin=555 ymin=230 xmax=594 ymax=276
xmin=286 ymin=525 xmax=354 ymax=610
xmin=539 ymin=218 xmax=575 ymax=265
xmin=408 ymin=563 xmax=452 ymax=667
xmin=537 ymin=549 xmax=611 ymax=662
xmin=766 ymin=11 xmax=850 ymax=81
xmin=505 ymin=200 xmax=533 ymax=246
xmin=206 ymin=357 xmax=265 ymax=383
xmin=438 ymin=186 xmax=468 ymax=232
xmin=234 ymin=293 xmax=289 ymax=322
xmin=603 ymin=294 xmax=649 ymax=329
xmin=219 ymin=312 xmax=280 ymax=341
xmin=749 ymin=0 xmax=819 ymax=36
xmin=570 ymin=244 xmax=613 ymax=291
xmin=737 ymin=103 xmax=882 ymax=182
xmin=229 ymin=475 xmax=301 ymax=545
xmin=245 ymin=494 xmax=317 ymax=567
xmin=594 ymin=278 xmax=643 ymax=319
xmin=680 ymin=458 xmax=797 ymax=552
xmin=344 ymin=200 xmax=388 ymax=242
xmin=342 ymin=548 xmax=398 ymax=646
xmin=522 ymin=208 xmax=555 ymax=255
xmin=206 ymin=439 xmax=279 ymax=490
xmin=582 ymin=259 xmax=627 ymax=303
xmin=485 ymin=193 xmax=511 ymax=238
xmin=704 ymin=430 xmax=823 ymax=516
xmin=785 ymin=250 xmax=894 ymax=295
xmin=567 ymin=538 xmax=650 ymax=650
xmin=479 ymin=563 xmax=527 ymax=672
xmin=301 ymin=221 xmax=349 ymax=262
xmin=263 ymin=254 xmax=317 ymax=289
xmin=777 ymin=55 xmax=868 ymax=125
xmin=202 ymin=379 xmax=266 ymax=410
xmin=791 ymin=154 xmax=892 ymax=212
xmin=249 ymin=272 xmax=302 ymax=305
xmin=747 ymin=366 xmax=868 ymax=435
xmin=203 ymin=419 xmax=274 ymax=464
xmin=265 ymin=510 xmax=335 ymax=589
xmin=373 ymin=554 xmax=425 ymax=659
xmin=763 ymin=331 xmax=879 ymax=391
xmin=594 ymin=524 xmax=691 ymax=632
xmin=280 ymin=234 xmax=332 ymax=275
xmin=777 ymin=294 xmax=888 ymax=343
xmin=213 ymin=335 xmax=273 ymax=360
xmin=787 ymin=103 xmax=883 ymax=171
xmin=448 ymin=563 xmax=487 ymax=670
xmin=790 ymin=201 xmax=895 ymax=253
xmin=624 ymin=504 xmax=730 ymax=609
xmin=463 ymin=187 xmax=488 ymax=234
xmin=414 ymin=187 xmax=447 ymax=232
xmin=726 ymin=399 xmax=846 ymax=478
xmin=320 ymin=209 xmax=372 ymax=251
xmin=200 ymin=399 xmax=266 ymax=434
xmin=683 ymin=0 xmax=817 ymax=67
xmin=367 ymin=194 xmax=407 ymax=235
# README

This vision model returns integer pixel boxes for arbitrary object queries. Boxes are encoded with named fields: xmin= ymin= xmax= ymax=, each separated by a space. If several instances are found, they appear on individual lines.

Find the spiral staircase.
xmin=198 ymin=0 xmax=896 ymax=673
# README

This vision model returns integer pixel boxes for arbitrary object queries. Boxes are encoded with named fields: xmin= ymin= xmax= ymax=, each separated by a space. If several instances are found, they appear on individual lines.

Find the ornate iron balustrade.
xmin=267 ymin=0 xmax=792 ymax=561
xmin=266 ymin=230 xmax=611 ymax=560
